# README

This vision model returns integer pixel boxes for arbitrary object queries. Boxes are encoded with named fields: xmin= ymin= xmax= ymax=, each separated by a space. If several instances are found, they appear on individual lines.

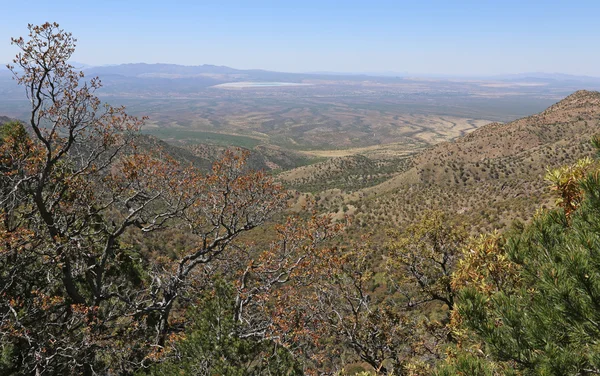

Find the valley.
xmin=3 ymin=64 xmax=600 ymax=236
xmin=0 ymin=64 xmax=588 ymax=155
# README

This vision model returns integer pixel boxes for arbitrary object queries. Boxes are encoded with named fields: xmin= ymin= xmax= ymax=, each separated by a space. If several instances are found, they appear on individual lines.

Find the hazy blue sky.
xmin=1 ymin=0 xmax=599 ymax=76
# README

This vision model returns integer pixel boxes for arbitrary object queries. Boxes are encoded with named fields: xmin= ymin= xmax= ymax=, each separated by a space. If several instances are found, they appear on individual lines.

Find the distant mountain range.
xmin=85 ymin=63 xmax=248 ymax=77
xmin=3 ymin=62 xmax=600 ymax=85
xmin=82 ymin=64 xmax=600 ymax=83
xmin=79 ymin=63 xmax=400 ymax=83
xmin=490 ymin=72 xmax=600 ymax=84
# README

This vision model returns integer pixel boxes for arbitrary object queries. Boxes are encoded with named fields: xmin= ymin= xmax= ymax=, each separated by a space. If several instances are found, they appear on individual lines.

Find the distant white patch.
xmin=212 ymin=81 xmax=312 ymax=88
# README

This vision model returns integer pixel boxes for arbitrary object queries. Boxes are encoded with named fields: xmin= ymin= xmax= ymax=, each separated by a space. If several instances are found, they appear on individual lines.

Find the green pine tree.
xmin=442 ymin=139 xmax=600 ymax=375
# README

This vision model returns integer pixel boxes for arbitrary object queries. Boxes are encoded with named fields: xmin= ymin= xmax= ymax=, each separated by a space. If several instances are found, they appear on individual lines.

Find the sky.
xmin=1 ymin=0 xmax=599 ymax=76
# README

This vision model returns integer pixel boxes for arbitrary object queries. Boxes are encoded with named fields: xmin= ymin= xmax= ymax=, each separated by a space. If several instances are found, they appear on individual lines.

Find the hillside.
xmin=279 ymin=154 xmax=413 ymax=193
xmin=185 ymin=142 xmax=314 ymax=171
xmin=293 ymin=90 xmax=600 ymax=233
xmin=413 ymin=90 xmax=600 ymax=166
xmin=0 ymin=116 xmax=18 ymax=126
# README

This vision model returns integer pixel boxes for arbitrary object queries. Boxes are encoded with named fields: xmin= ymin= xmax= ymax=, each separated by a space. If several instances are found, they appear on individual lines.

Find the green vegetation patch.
xmin=143 ymin=128 xmax=264 ymax=148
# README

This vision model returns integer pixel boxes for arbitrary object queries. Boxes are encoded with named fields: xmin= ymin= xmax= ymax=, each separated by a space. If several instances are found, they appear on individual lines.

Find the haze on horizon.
xmin=1 ymin=0 xmax=599 ymax=77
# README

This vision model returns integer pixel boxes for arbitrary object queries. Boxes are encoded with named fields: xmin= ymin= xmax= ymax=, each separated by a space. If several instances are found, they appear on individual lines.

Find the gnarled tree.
xmin=0 ymin=23 xmax=336 ymax=375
